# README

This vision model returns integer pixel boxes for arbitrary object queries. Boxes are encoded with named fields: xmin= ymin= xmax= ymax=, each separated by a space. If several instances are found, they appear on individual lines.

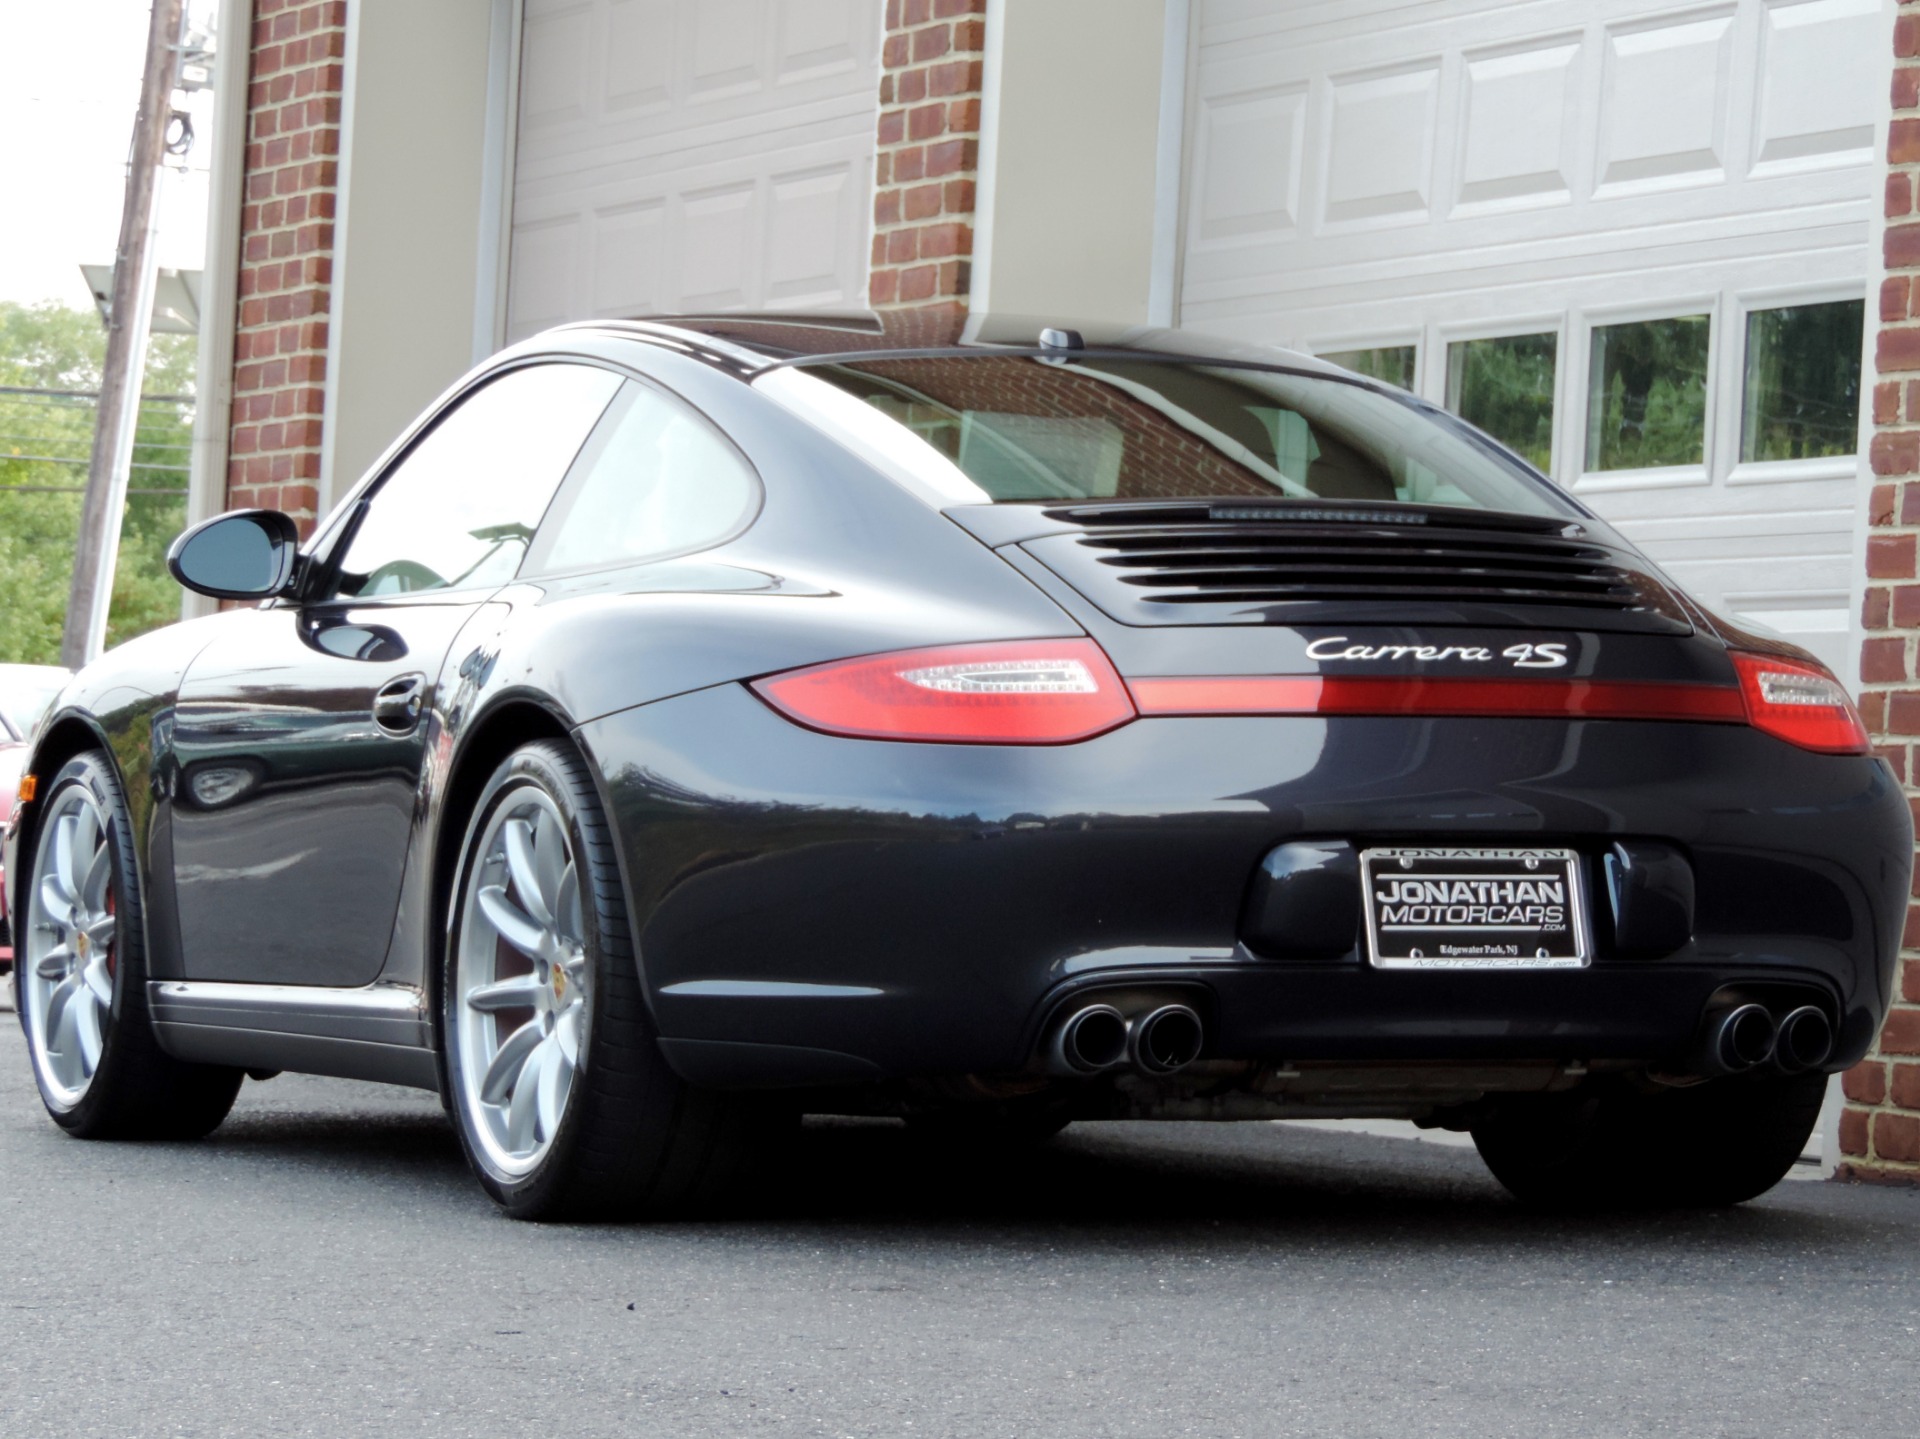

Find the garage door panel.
xmin=1751 ymin=0 xmax=1881 ymax=175
xmin=604 ymin=0 xmax=675 ymax=116
xmin=1457 ymin=37 xmax=1583 ymax=211
xmin=777 ymin=0 xmax=872 ymax=82
xmin=1182 ymin=207 xmax=1866 ymax=323
xmin=689 ymin=0 xmax=769 ymax=101
xmin=679 ymin=182 xmax=760 ymax=309
xmin=1183 ymin=183 xmax=1870 ymax=310
xmin=520 ymin=3 xmax=596 ymax=135
xmin=1182 ymin=0 xmax=1877 ymax=299
xmin=516 ymin=0 xmax=878 ymax=149
xmin=1322 ymin=60 xmax=1442 ymax=228
xmin=1182 ymin=0 xmax=1875 ymax=678
xmin=510 ymin=0 xmax=879 ymax=341
xmin=1190 ymin=84 xmax=1307 ymax=246
xmin=766 ymin=162 xmax=863 ymax=305
xmin=1595 ymin=7 xmax=1737 ymax=195
xmin=591 ymin=199 xmax=668 ymax=316
xmin=506 ymin=215 xmax=585 ymax=335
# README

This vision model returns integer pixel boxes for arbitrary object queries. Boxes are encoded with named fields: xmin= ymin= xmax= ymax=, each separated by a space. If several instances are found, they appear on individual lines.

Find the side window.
xmin=522 ymin=381 xmax=759 ymax=576
xmin=331 ymin=364 xmax=622 ymax=598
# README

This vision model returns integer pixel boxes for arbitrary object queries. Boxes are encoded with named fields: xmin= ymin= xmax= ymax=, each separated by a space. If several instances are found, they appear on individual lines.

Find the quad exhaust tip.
xmin=1700 ymin=1003 xmax=1777 ymax=1076
xmin=1050 ymin=1004 xmax=1130 ymax=1074
xmin=1695 ymin=1002 xmax=1835 ymax=1077
xmin=1047 ymin=1002 xmax=1206 ymax=1077
xmin=1774 ymin=1005 xmax=1834 ymax=1074
xmin=1129 ymin=1004 xmax=1205 ymax=1075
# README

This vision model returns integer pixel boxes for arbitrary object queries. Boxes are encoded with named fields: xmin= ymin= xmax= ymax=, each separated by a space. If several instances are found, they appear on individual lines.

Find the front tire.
xmin=17 ymin=752 xmax=242 ymax=1139
xmin=1470 ymin=1071 xmax=1827 ymax=1210
xmin=443 ymin=740 xmax=770 ymax=1221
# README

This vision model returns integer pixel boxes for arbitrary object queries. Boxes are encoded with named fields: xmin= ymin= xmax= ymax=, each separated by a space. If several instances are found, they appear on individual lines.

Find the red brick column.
xmin=869 ymin=0 xmax=985 ymax=319
xmin=227 ymin=0 xmax=346 ymax=536
xmin=1846 ymin=1 xmax=1920 ymax=1184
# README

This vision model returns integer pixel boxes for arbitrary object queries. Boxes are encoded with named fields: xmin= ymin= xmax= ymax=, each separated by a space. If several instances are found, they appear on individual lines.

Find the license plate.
xmin=1360 ymin=847 xmax=1589 ymax=970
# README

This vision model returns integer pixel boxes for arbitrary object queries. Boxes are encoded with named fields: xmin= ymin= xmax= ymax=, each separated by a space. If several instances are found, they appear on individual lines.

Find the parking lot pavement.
xmin=2 ymin=1020 xmax=1916 ymax=1439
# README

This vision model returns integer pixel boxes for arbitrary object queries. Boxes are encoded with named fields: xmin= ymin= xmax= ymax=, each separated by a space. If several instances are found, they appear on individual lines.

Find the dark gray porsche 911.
xmin=5 ymin=313 xmax=1907 ymax=1219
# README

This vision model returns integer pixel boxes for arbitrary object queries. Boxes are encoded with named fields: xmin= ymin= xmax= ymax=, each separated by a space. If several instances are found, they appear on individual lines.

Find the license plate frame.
xmin=1360 ymin=846 xmax=1590 ymax=970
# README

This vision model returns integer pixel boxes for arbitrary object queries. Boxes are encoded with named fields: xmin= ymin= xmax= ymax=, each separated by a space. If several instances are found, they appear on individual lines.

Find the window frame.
xmin=1309 ymin=333 xmax=1423 ymax=393
xmin=1722 ymin=281 xmax=1868 ymax=489
xmin=295 ymin=357 xmax=627 ymax=607
xmin=1567 ymin=293 xmax=1720 ymax=496
xmin=1431 ymin=315 xmax=1569 ymax=479
xmin=515 ymin=374 xmax=766 ymax=583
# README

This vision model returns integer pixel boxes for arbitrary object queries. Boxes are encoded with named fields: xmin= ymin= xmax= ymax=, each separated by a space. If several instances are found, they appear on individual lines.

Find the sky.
xmin=0 ymin=0 xmax=219 ymax=310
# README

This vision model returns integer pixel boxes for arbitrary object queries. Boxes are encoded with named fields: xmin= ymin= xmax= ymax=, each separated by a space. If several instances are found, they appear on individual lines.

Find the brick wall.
xmin=1845 ymin=0 xmax=1920 ymax=1184
xmin=227 ymin=0 xmax=346 ymax=537
xmin=869 ymin=0 xmax=985 ymax=319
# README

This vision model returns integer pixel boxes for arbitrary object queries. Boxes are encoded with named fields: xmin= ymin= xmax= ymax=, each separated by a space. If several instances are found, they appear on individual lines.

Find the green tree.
xmin=1449 ymin=334 xmax=1557 ymax=473
xmin=0 ymin=300 xmax=195 ymax=663
xmin=1586 ymin=315 xmax=1710 ymax=472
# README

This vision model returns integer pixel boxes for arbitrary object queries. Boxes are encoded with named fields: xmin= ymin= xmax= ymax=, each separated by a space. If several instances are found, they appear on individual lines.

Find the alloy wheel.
xmin=452 ymin=788 xmax=590 ymax=1178
xmin=22 ymin=785 xmax=118 ymax=1110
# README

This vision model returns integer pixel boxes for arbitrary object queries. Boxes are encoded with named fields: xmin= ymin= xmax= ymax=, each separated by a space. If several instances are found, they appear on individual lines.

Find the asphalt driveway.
xmin=0 ymin=1013 xmax=1915 ymax=1439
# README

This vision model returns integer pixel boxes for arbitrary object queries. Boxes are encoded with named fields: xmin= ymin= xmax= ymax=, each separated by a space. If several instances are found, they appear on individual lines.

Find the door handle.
xmin=372 ymin=674 xmax=427 ymax=734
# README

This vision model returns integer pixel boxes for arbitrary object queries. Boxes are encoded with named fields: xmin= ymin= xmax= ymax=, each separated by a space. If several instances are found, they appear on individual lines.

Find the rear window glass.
xmin=807 ymin=356 xmax=1577 ymax=517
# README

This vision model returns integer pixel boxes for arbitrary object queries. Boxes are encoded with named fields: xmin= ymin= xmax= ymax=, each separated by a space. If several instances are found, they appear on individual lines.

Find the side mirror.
xmin=166 ymin=509 xmax=301 ymax=600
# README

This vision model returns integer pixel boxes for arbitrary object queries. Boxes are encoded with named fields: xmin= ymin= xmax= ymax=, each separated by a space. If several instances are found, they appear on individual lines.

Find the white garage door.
xmin=507 ymin=0 xmax=881 ymax=341
xmin=1179 ymin=0 xmax=1882 ymax=675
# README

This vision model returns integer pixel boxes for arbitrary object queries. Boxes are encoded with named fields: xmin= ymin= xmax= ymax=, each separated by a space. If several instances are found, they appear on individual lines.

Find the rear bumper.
xmin=577 ymin=683 xmax=1910 ymax=1088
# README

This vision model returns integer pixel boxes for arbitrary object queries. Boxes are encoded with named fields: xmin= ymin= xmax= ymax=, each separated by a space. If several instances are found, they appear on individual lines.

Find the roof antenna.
xmin=1038 ymin=327 xmax=1084 ymax=351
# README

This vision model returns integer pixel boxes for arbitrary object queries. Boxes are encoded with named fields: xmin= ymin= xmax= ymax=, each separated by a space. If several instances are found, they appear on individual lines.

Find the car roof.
xmin=544 ymin=310 xmax=1348 ymax=381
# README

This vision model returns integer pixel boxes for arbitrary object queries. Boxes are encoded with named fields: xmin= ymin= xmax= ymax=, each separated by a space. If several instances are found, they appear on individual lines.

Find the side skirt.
xmin=147 ymin=981 xmax=441 ymax=1092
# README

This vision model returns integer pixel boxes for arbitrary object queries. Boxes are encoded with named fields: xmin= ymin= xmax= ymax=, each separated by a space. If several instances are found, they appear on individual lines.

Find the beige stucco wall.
xmin=971 ymin=0 xmax=1172 ymax=325
xmin=321 ymin=0 xmax=504 ymax=508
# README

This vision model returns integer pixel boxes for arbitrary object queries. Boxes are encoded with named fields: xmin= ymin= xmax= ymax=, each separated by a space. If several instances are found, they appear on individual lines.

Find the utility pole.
xmin=62 ymin=0 xmax=188 ymax=669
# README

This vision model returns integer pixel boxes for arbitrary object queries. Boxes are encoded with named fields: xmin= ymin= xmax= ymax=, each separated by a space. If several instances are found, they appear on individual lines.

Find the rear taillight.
xmin=750 ymin=639 xmax=1136 ymax=743
xmin=1729 ymin=652 xmax=1869 ymax=755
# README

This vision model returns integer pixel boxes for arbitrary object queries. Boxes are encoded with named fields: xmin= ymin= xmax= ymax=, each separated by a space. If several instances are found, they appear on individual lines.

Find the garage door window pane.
xmin=1741 ymin=300 xmax=1864 ymax=463
xmin=1584 ymin=314 xmax=1709 ymax=472
xmin=1320 ymin=345 xmax=1415 ymax=391
xmin=524 ymin=381 xmax=759 ymax=575
xmin=1445 ymin=333 xmax=1556 ymax=472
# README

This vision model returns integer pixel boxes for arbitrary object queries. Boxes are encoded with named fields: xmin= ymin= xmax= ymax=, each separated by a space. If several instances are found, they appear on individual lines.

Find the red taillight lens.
xmin=751 ymin=639 xmax=1136 ymax=744
xmin=1129 ymin=675 xmax=1748 ymax=723
xmin=1729 ymin=652 xmax=1869 ymax=755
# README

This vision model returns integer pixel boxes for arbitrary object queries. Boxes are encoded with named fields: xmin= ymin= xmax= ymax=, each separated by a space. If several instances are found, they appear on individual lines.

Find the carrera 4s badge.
xmin=1305 ymin=636 xmax=1570 ymax=669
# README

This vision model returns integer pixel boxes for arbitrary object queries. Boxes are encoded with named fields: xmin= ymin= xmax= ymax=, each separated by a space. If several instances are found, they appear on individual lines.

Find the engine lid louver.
xmin=1022 ymin=506 xmax=1691 ymax=634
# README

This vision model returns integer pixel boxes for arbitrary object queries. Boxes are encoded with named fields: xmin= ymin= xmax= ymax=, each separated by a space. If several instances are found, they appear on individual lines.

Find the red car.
xmin=0 ymin=665 xmax=70 ymax=977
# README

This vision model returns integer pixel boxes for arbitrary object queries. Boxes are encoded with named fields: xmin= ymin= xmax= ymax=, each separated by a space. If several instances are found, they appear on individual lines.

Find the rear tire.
xmin=17 ymin=752 xmax=242 ymax=1139
xmin=443 ymin=739 xmax=775 ymax=1221
xmin=1470 ymin=1071 xmax=1826 ymax=1210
